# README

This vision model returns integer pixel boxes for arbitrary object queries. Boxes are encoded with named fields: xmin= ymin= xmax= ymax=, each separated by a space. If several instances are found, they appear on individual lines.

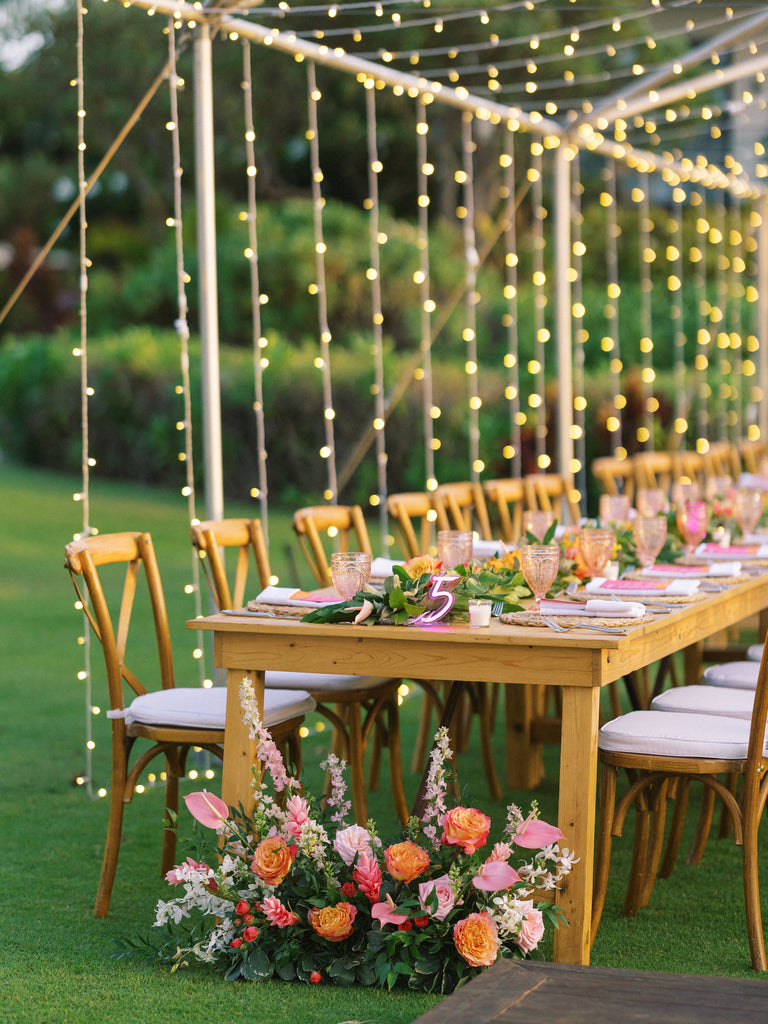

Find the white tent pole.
xmin=194 ymin=22 xmax=224 ymax=522
xmin=553 ymin=142 xmax=574 ymax=502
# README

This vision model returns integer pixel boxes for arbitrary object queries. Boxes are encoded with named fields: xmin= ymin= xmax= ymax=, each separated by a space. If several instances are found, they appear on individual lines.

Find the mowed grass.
xmin=0 ymin=461 xmax=766 ymax=1024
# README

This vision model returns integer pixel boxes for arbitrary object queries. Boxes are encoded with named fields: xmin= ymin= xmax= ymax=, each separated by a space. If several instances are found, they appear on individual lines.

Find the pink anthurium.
xmin=185 ymin=790 xmax=230 ymax=829
xmin=353 ymin=599 xmax=374 ymax=624
xmin=512 ymin=809 xmax=565 ymax=849
xmin=471 ymin=860 xmax=521 ymax=891
xmin=371 ymin=893 xmax=409 ymax=926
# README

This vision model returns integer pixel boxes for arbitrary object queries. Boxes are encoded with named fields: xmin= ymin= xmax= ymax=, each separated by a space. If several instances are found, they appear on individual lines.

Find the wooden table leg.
xmin=220 ymin=668 xmax=262 ymax=812
xmin=553 ymin=684 xmax=601 ymax=965
xmin=504 ymin=685 xmax=545 ymax=789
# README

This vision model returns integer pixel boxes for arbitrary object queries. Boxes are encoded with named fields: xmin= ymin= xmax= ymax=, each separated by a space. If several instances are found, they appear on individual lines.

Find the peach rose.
xmin=251 ymin=835 xmax=295 ymax=886
xmin=453 ymin=911 xmax=500 ymax=967
xmin=441 ymin=806 xmax=491 ymax=855
xmin=404 ymin=555 xmax=441 ymax=580
xmin=384 ymin=840 xmax=431 ymax=883
xmin=307 ymin=902 xmax=357 ymax=942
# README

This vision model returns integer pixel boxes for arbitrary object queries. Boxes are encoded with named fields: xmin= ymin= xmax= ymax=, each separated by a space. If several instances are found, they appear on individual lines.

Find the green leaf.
xmin=240 ymin=947 xmax=273 ymax=981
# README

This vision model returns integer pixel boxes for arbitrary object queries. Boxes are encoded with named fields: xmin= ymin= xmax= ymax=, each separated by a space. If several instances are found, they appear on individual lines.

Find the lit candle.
xmin=469 ymin=599 xmax=492 ymax=628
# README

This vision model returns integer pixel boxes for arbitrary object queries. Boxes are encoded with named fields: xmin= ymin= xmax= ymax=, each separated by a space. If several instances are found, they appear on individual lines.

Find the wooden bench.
xmin=413 ymin=958 xmax=768 ymax=1023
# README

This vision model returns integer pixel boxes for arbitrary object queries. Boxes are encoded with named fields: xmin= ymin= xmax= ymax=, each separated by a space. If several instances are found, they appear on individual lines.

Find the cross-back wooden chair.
xmin=431 ymin=481 xmax=493 ymax=541
xmin=66 ymin=530 xmax=313 ymax=917
xmin=702 ymin=440 xmax=740 ymax=484
xmin=632 ymin=450 xmax=674 ymax=499
xmin=739 ymin=438 xmax=768 ymax=475
xmin=591 ymin=456 xmax=635 ymax=506
xmin=591 ymin=639 xmax=768 ymax=970
xmin=292 ymin=504 xmax=371 ymax=587
xmin=386 ymin=491 xmax=437 ymax=559
xmin=194 ymin=516 xmax=409 ymax=826
xmin=523 ymin=472 xmax=581 ymax=526
xmin=482 ymin=477 xmax=525 ymax=545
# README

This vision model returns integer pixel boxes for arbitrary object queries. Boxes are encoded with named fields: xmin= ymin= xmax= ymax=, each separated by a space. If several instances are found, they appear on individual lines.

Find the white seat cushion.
xmin=599 ymin=710 xmax=754 ymax=759
xmin=266 ymin=671 xmax=392 ymax=694
xmin=747 ymin=643 xmax=764 ymax=663
xmin=702 ymin=661 xmax=759 ymax=689
xmin=108 ymin=686 xmax=315 ymax=729
xmin=651 ymin=685 xmax=754 ymax=720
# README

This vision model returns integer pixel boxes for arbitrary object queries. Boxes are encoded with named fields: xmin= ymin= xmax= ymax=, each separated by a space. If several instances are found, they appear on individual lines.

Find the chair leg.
xmin=346 ymin=702 xmax=368 ymax=826
xmin=591 ymin=764 xmax=617 ymax=944
xmin=635 ymin=779 xmax=670 ymax=910
xmin=742 ymin=787 xmax=767 ymax=971
xmin=688 ymin=785 xmax=716 ymax=866
xmin=474 ymin=681 xmax=502 ymax=802
xmin=94 ymin=777 xmax=128 ymax=918
xmin=385 ymin=696 xmax=409 ymax=827
xmin=161 ymin=755 xmax=181 ymax=878
xmin=623 ymin=789 xmax=651 ymax=917
xmin=659 ymin=777 xmax=690 ymax=879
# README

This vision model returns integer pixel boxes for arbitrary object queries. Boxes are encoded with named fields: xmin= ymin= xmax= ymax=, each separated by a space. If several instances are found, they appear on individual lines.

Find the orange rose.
xmin=441 ymin=806 xmax=491 ymax=854
xmin=307 ymin=902 xmax=357 ymax=942
xmin=404 ymin=555 xmax=441 ymax=580
xmin=453 ymin=911 xmax=500 ymax=967
xmin=384 ymin=840 xmax=431 ymax=882
xmin=251 ymin=836 xmax=295 ymax=886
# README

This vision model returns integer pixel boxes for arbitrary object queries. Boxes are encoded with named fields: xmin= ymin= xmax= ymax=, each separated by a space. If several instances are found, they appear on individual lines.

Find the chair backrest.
xmin=740 ymin=439 xmax=768 ymax=475
xmin=632 ymin=451 xmax=674 ymax=496
xmin=702 ymin=440 xmax=740 ymax=482
xmin=591 ymin=456 xmax=635 ymax=504
xmin=386 ymin=491 xmax=436 ymax=559
xmin=65 ymin=531 xmax=175 ymax=714
xmin=292 ymin=504 xmax=372 ymax=587
xmin=431 ymin=481 xmax=493 ymax=540
xmin=523 ymin=473 xmax=581 ymax=526
xmin=482 ymin=477 xmax=525 ymax=545
xmin=191 ymin=518 xmax=271 ymax=611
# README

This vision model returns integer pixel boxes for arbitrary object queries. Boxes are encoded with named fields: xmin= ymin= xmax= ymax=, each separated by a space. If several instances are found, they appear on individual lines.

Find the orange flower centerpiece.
xmin=123 ymin=677 xmax=576 ymax=993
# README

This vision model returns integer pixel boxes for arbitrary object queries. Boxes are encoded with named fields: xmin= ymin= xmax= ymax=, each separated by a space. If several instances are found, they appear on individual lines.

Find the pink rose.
xmin=333 ymin=824 xmax=375 ymax=867
xmin=418 ymin=873 xmax=457 ymax=921
xmin=517 ymin=904 xmax=545 ymax=954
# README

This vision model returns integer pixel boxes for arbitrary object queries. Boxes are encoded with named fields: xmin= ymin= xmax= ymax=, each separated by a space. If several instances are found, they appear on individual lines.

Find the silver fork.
xmin=491 ymin=600 xmax=505 ymax=616
xmin=541 ymin=616 xmax=629 ymax=635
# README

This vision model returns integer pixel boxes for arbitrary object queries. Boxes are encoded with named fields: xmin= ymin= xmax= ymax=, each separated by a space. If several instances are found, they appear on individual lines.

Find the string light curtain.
xmin=459 ymin=112 xmax=482 ymax=482
xmin=415 ymin=98 xmax=438 ymax=493
xmin=499 ymin=129 xmax=522 ymax=478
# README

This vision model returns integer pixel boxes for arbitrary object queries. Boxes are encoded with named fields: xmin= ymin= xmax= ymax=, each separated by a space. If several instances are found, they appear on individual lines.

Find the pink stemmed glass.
xmin=733 ymin=488 xmax=764 ymax=537
xmin=520 ymin=544 xmax=560 ymax=611
xmin=330 ymin=551 xmax=372 ymax=600
xmin=577 ymin=528 xmax=615 ymax=579
xmin=675 ymin=500 xmax=709 ymax=555
xmin=632 ymin=515 xmax=668 ymax=569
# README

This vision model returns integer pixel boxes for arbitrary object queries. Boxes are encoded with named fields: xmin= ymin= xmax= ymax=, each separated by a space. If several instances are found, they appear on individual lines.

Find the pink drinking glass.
xmin=520 ymin=544 xmax=560 ymax=611
xmin=577 ymin=528 xmax=615 ymax=579
xmin=632 ymin=515 xmax=668 ymax=569
xmin=675 ymin=500 xmax=709 ymax=555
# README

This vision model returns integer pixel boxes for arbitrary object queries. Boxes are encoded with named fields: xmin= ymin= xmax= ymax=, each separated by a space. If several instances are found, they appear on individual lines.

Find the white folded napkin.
xmin=586 ymin=577 xmax=700 ymax=597
xmin=370 ymin=557 xmax=402 ymax=578
xmin=540 ymin=598 xmax=646 ymax=618
xmin=641 ymin=562 xmax=742 ymax=578
xmin=254 ymin=586 xmax=338 ymax=608
xmin=695 ymin=542 xmax=768 ymax=560
xmin=472 ymin=539 xmax=508 ymax=560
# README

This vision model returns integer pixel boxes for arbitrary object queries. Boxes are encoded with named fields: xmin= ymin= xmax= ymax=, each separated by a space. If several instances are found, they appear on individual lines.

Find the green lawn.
xmin=1 ymin=461 xmax=765 ymax=1024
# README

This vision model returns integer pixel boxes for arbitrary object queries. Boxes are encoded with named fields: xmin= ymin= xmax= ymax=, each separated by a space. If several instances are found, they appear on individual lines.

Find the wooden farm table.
xmin=189 ymin=570 xmax=768 ymax=966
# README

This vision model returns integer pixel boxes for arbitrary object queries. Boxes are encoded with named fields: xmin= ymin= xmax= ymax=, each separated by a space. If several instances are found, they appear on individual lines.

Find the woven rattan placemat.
xmin=245 ymin=601 xmax=315 ymax=617
xmin=500 ymin=611 xmax=655 ymax=628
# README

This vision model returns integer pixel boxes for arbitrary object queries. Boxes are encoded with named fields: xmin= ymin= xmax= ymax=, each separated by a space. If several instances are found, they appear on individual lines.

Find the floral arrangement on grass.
xmin=120 ymin=678 xmax=575 ymax=993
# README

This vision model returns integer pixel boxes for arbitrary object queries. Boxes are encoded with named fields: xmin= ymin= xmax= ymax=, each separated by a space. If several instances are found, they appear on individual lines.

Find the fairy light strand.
xmin=636 ymin=174 xmax=656 ymax=451
xmin=529 ymin=140 xmax=548 ymax=467
xmin=669 ymin=186 xmax=687 ymax=449
xmin=416 ymin=99 xmax=437 ymax=492
xmin=500 ymin=130 xmax=521 ymax=477
xmin=306 ymin=60 xmax=339 ymax=503
xmin=241 ymin=40 xmax=271 ymax=537
xmin=570 ymin=149 xmax=587 ymax=488
xmin=602 ymin=158 xmax=622 ymax=455
xmin=459 ymin=112 xmax=482 ymax=480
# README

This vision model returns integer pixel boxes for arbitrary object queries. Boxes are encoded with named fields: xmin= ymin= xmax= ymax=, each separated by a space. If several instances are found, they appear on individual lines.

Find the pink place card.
xmin=644 ymin=564 xmax=703 ymax=576
xmin=594 ymin=579 xmax=670 ymax=592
